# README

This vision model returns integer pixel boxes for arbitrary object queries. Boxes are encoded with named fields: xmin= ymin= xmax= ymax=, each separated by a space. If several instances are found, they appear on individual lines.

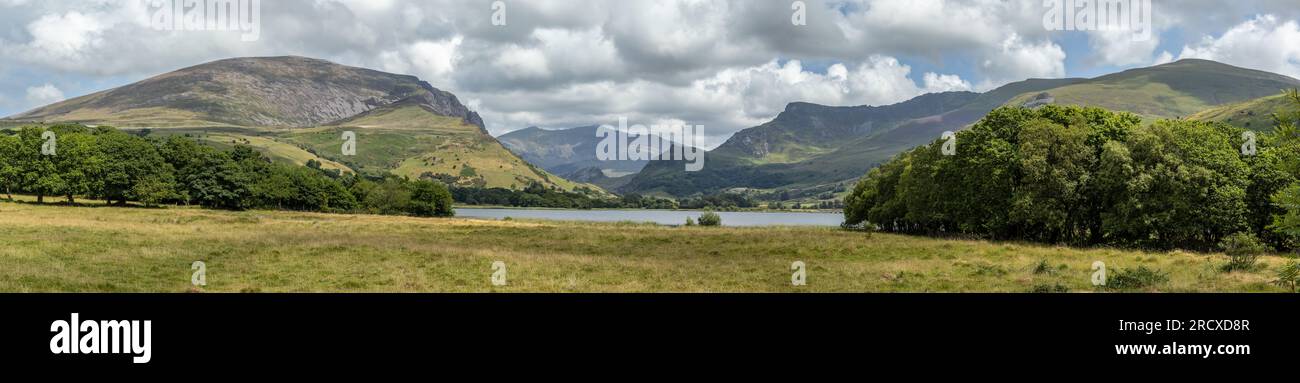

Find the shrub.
xmin=697 ymin=211 xmax=721 ymax=227
xmin=1031 ymin=259 xmax=1055 ymax=275
xmin=1219 ymin=232 xmax=1269 ymax=272
xmin=684 ymin=217 xmax=695 ymax=226
xmin=1107 ymin=266 xmax=1170 ymax=290
xmin=1274 ymin=262 xmax=1300 ymax=292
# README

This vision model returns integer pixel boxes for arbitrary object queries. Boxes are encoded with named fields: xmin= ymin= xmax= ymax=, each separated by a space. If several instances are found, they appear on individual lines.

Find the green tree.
xmin=253 ymin=166 xmax=296 ymax=209
xmin=17 ymin=127 xmax=62 ymax=203
xmin=363 ymin=178 xmax=412 ymax=215
xmin=0 ymin=134 xmax=19 ymax=200
xmin=51 ymin=132 xmax=102 ymax=204
xmin=409 ymin=179 xmax=455 ymax=217
xmin=1010 ymin=118 xmax=1094 ymax=243
xmin=96 ymin=131 xmax=173 ymax=205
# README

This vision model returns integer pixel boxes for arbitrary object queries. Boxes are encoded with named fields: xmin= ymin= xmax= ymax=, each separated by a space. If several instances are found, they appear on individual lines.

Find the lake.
xmin=456 ymin=208 xmax=844 ymax=227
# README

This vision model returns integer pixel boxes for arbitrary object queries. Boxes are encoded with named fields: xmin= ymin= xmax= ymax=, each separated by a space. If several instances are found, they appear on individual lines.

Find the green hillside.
xmin=1005 ymin=59 xmax=1300 ymax=119
xmin=279 ymin=104 xmax=595 ymax=192
xmin=1189 ymin=93 xmax=1294 ymax=130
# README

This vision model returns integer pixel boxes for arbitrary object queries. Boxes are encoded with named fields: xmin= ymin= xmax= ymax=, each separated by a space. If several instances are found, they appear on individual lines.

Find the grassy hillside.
xmin=1189 ymin=93 xmax=1293 ymax=130
xmin=139 ymin=127 xmax=352 ymax=173
xmin=0 ymin=199 xmax=1290 ymax=292
xmin=1005 ymin=59 xmax=1300 ymax=119
xmin=279 ymin=104 xmax=595 ymax=192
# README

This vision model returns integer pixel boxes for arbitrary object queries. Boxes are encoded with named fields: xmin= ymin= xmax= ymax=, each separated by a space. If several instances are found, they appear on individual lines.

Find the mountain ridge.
xmin=9 ymin=56 xmax=485 ymax=129
xmin=3 ymin=56 xmax=594 ymax=193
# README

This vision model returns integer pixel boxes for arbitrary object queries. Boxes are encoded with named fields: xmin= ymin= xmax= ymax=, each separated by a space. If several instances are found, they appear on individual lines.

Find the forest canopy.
xmin=844 ymin=100 xmax=1300 ymax=252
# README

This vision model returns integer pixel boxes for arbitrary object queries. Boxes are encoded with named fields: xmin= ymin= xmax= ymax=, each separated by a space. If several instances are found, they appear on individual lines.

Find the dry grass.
xmin=0 ymin=199 xmax=1292 ymax=292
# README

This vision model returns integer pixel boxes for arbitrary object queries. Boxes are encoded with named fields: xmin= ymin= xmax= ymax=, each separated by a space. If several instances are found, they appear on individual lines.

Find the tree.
xmin=253 ymin=166 xmax=296 ymax=209
xmin=1009 ymin=118 xmax=1094 ymax=243
xmin=1271 ymin=185 xmax=1300 ymax=245
xmin=95 ymin=131 xmax=174 ymax=205
xmin=132 ymin=174 xmax=176 ymax=207
xmin=363 ymin=178 xmax=412 ymax=215
xmin=409 ymin=179 xmax=455 ymax=217
xmin=51 ymin=132 xmax=102 ymax=204
xmin=843 ymin=105 xmax=1256 ymax=251
xmin=0 ymin=134 xmax=19 ymax=200
xmin=1268 ymin=89 xmax=1300 ymax=250
xmin=17 ymin=127 xmax=62 ymax=203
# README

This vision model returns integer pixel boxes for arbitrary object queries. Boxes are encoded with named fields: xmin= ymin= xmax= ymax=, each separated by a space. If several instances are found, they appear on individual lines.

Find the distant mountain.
xmin=4 ymin=56 xmax=594 ymax=192
xmin=498 ymin=125 xmax=649 ymax=177
xmin=622 ymin=78 xmax=1084 ymax=197
xmin=1003 ymin=59 xmax=1300 ymax=119
xmin=497 ymin=124 xmax=696 ymax=181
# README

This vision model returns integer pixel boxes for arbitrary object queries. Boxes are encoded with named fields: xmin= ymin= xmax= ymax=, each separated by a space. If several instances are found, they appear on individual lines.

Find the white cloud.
xmin=474 ymin=56 xmax=969 ymax=147
xmin=978 ymin=33 xmax=1067 ymax=90
xmin=1152 ymin=51 xmax=1175 ymax=66
xmin=1174 ymin=15 xmax=1300 ymax=78
xmin=1089 ymin=29 xmax=1161 ymax=66
xmin=25 ymin=83 xmax=64 ymax=106
xmin=2 ymin=0 xmax=1297 ymax=147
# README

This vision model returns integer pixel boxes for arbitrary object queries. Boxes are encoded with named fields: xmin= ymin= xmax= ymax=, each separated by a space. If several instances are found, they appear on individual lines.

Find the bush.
xmin=1106 ymin=266 xmax=1170 ymax=290
xmin=697 ymin=211 xmax=721 ymax=227
xmin=409 ymin=180 xmax=455 ymax=217
xmin=684 ymin=217 xmax=695 ymax=226
xmin=1031 ymin=259 xmax=1055 ymax=275
xmin=1274 ymin=262 xmax=1300 ymax=292
xmin=1219 ymin=232 xmax=1269 ymax=272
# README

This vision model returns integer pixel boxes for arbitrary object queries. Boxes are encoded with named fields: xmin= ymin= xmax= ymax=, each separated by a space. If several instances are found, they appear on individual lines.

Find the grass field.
xmin=1 ymin=199 xmax=1294 ymax=293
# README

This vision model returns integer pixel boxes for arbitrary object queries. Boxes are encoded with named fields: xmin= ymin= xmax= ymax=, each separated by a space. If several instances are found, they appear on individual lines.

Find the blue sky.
xmin=2 ymin=0 xmax=1298 ymax=148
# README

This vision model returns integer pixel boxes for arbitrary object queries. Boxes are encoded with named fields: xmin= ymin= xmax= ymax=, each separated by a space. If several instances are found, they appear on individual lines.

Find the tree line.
xmin=0 ymin=125 xmax=454 ymax=217
xmin=844 ymin=98 xmax=1300 ymax=252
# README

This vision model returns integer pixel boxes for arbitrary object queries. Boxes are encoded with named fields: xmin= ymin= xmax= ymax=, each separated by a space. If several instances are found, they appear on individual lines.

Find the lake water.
xmin=457 ymin=208 xmax=844 ymax=227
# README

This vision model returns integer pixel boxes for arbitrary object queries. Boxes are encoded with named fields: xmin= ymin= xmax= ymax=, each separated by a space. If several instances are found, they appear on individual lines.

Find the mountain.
xmin=622 ymin=78 xmax=1084 ymax=197
xmin=713 ymin=91 xmax=980 ymax=164
xmin=1004 ymin=59 xmax=1300 ymax=119
xmin=9 ymin=56 xmax=483 ymax=128
xmin=498 ymin=125 xmax=649 ymax=177
xmin=4 ymin=56 xmax=592 ymax=192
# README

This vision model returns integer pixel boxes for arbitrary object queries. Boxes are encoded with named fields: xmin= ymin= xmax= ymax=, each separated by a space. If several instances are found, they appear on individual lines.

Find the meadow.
xmin=0 ymin=198 xmax=1292 ymax=293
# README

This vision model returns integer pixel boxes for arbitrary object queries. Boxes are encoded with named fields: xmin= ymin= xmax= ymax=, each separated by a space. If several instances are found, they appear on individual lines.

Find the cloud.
xmin=978 ymin=33 xmax=1067 ymax=90
xmin=0 ymin=0 xmax=1297 ymax=147
xmin=1089 ymin=29 xmax=1161 ymax=67
xmin=1173 ymin=14 xmax=1300 ymax=78
xmin=25 ymin=83 xmax=64 ymax=106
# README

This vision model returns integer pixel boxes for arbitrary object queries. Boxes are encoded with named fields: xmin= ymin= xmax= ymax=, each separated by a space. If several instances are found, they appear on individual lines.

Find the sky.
xmin=2 ymin=0 xmax=1299 ymax=148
